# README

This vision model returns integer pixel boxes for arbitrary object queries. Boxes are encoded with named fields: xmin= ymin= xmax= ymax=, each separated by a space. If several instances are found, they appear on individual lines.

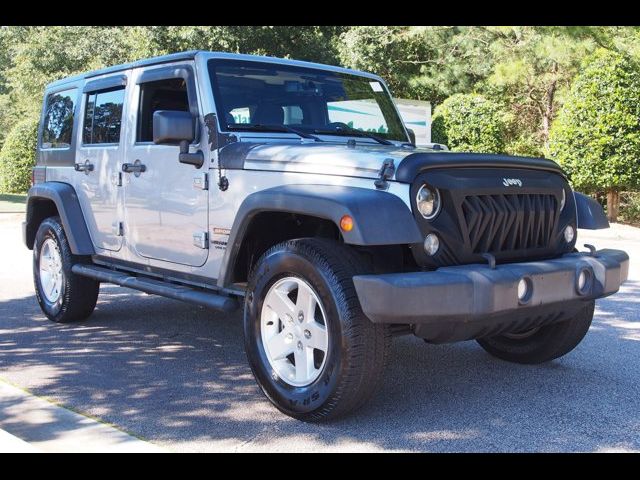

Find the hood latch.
xmin=375 ymin=158 xmax=395 ymax=190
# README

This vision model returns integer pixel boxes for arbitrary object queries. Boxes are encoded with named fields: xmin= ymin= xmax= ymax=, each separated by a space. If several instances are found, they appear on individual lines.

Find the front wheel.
xmin=476 ymin=301 xmax=595 ymax=364
xmin=243 ymin=238 xmax=390 ymax=422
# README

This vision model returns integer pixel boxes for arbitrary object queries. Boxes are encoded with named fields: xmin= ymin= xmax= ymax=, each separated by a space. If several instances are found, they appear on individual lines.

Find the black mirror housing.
xmin=153 ymin=110 xmax=204 ymax=168
xmin=153 ymin=110 xmax=194 ymax=144
xmin=406 ymin=128 xmax=416 ymax=146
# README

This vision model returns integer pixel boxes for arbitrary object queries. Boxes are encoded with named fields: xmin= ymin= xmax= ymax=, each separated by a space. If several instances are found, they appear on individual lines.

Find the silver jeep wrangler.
xmin=23 ymin=51 xmax=629 ymax=421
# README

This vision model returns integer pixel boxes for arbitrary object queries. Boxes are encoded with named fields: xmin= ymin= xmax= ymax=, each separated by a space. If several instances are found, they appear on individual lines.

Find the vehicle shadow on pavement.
xmin=1 ymin=280 xmax=639 ymax=452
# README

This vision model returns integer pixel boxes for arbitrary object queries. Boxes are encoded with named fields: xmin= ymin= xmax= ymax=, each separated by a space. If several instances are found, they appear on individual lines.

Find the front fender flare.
xmin=574 ymin=191 xmax=609 ymax=230
xmin=25 ymin=182 xmax=95 ymax=255
xmin=218 ymin=185 xmax=422 ymax=288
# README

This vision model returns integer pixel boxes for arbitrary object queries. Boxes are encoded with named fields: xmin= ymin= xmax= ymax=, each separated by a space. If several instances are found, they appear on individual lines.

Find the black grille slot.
xmin=461 ymin=193 xmax=558 ymax=254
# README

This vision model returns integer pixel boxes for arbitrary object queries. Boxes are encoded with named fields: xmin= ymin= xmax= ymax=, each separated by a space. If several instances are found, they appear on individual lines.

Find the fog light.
xmin=564 ymin=225 xmax=575 ymax=244
xmin=576 ymin=268 xmax=592 ymax=295
xmin=517 ymin=277 xmax=533 ymax=303
xmin=424 ymin=234 xmax=440 ymax=256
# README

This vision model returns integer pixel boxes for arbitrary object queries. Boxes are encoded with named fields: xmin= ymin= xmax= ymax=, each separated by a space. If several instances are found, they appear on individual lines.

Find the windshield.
xmin=208 ymin=59 xmax=408 ymax=142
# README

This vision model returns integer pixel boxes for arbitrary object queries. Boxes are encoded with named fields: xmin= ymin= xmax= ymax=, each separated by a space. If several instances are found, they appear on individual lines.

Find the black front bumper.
xmin=353 ymin=249 xmax=629 ymax=343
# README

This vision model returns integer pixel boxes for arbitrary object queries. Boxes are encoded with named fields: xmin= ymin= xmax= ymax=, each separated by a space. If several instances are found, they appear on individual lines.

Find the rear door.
xmin=75 ymin=73 xmax=129 ymax=252
xmin=122 ymin=63 xmax=209 ymax=267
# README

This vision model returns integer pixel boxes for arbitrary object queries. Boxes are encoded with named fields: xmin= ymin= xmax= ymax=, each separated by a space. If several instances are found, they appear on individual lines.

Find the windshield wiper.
xmin=227 ymin=123 xmax=323 ymax=142
xmin=313 ymin=126 xmax=394 ymax=146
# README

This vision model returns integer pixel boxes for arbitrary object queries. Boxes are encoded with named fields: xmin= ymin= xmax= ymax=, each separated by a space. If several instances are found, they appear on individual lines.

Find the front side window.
xmin=42 ymin=88 xmax=77 ymax=149
xmin=208 ymin=59 xmax=407 ymax=142
xmin=137 ymin=78 xmax=189 ymax=142
xmin=83 ymin=87 xmax=125 ymax=144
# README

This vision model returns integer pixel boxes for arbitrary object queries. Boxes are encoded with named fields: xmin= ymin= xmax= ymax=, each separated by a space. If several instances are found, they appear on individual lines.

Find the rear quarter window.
xmin=41 ymin=88 xmax=77 ymax=149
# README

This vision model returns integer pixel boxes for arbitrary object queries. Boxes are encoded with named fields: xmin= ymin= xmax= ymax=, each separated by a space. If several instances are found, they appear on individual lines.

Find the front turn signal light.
xmin=340 ymin=215 xmax=354 ymax=232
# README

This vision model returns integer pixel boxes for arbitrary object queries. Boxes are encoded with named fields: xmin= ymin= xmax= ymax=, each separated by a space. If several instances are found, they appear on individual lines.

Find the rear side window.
xmin=83 ymin=87 xmax=126 ymax=144
xmin=41 ymin=88 xmax=77 ymax=149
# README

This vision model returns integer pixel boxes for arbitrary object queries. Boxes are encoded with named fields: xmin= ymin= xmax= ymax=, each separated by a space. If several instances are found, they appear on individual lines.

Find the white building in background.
xmin=394 ymin=99 xmax=432 ymax=146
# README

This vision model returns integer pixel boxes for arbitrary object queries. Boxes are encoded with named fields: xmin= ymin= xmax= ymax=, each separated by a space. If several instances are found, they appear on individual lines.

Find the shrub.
xmin=0 ymin=118 xmax=39 ymax=194
xmin=548 ymin=49 xmax=640 ymax=222
xmin=619 ymin=191 xmax=640 ymax=226
xmin=431 ymin=93 xmax=506 ymax=153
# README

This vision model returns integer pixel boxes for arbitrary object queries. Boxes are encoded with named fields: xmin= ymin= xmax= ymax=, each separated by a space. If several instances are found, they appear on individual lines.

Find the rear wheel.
xmin=476 ymin=301 xmax=595 ymax=364
xmin=33 ymin=216 xmax=99 ymax=323
xmin=244 ymin=238 xmax=390 ymax=422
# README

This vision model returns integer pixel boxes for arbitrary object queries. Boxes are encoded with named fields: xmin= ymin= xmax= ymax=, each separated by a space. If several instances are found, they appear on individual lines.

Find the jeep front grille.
xmin=460 ymin=193 xmax=558 ymax=254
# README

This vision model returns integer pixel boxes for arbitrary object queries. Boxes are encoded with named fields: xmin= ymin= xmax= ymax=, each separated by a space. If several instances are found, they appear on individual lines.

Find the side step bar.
xmin=72 ymin=264 xmax=239 ymax=312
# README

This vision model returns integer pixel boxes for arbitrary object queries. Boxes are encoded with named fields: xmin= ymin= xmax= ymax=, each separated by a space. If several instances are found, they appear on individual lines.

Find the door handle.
xmin=74 ymin=160 xmax=94 ymax=174
xmin=122 ymin=160 xmax=147 ymax=177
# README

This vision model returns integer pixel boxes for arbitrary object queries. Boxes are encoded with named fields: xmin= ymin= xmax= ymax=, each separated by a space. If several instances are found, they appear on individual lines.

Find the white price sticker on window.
xmin=370 ymin=81 xmax=383 ymax=92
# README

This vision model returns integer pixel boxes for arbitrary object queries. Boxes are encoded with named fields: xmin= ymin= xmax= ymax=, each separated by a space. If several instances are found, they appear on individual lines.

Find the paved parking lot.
xmin=1 ymin=212 xmax=639 ymax=452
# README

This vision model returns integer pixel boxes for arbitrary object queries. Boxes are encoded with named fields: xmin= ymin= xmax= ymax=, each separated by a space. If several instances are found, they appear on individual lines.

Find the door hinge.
xmin=193 ymin=172 xmax=209 ymax=190
xmin=112 ymin=172 xmax=123 ymax=187
xmin=112 ymin=221 xmax=124 ymax=236
xmin=193 ymin=231 xmax=209 ymax=249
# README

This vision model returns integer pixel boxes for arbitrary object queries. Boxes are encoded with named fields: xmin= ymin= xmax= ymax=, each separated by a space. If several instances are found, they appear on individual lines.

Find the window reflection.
xmin=83 ymin=87 xmax=125 ymax=144
xmin=42 ymin=89 xmax=76 ymax=149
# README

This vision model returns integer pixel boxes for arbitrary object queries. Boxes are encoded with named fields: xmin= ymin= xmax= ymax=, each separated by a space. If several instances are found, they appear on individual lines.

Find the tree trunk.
xmin=541 ymin=62 xmax=559 ymax=147
xmin=542 ymin=111 xmax=552 ymax=145
xmin=606 ymin=189 xmax=620 ymax=223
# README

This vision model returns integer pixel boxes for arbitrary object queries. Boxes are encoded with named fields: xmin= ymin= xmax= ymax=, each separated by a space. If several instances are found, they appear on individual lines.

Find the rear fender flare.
xmin=24 ymin=182 xmax=95 ymax=255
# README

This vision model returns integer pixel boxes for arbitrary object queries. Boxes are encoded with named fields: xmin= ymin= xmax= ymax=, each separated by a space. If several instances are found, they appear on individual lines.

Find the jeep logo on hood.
xmin=502 ymin=178 xmax=523 ymax=187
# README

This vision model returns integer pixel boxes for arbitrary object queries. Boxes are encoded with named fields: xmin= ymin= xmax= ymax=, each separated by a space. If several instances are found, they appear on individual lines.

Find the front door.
xmin=123 ymin=64 xmax=209 ymax=267
xmin=75 ymin=75 xmax=128 ymax=252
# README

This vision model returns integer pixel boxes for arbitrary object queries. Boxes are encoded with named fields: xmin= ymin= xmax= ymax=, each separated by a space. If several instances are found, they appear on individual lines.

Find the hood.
xmin=218 ymin=141 xmax=564 ymax=182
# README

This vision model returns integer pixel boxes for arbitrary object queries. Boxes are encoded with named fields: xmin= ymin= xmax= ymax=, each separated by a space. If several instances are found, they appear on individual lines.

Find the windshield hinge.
xmin=375 ymin=158 xmax=395 ymax=190
xmin=204 ymin=113 xmax=237 ymax=150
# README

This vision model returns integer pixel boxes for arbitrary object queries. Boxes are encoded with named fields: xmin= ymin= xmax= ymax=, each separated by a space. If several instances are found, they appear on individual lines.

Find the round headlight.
xmin=416 ymin=184 xmax=441 ymax=220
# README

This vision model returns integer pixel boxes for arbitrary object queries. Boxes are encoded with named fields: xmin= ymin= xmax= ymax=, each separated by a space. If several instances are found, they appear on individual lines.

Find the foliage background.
xmin=1 ymin=26 xmax=639 ymax=220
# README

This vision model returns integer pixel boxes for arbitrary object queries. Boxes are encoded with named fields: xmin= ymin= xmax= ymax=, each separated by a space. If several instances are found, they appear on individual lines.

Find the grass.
xmin=0 ymin=193 xmax=26 ymax=213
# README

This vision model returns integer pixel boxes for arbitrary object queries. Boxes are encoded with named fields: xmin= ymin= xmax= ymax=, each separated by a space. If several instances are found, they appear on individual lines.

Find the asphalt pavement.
xmin=1 ymin=212 xmax=638 ymax=452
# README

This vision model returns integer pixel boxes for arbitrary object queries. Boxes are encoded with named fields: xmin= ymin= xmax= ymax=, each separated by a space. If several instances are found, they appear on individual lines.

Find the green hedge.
xmin=431 ymin=93 xmax=506 ymax=154
xmin=0 ymin=118 xmax=39 ymax=194
xmin=548 ymin=49 xmax=640 ymax=194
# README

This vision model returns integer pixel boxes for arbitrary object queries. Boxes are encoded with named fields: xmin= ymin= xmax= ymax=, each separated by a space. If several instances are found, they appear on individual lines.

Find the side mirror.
xmin=153 ymin=110 xmax=194 ymax=144
xmin=406 ymin=128 xmax=416 ymax=146
xmin=153 ymin=110 xmax=204 ymax=168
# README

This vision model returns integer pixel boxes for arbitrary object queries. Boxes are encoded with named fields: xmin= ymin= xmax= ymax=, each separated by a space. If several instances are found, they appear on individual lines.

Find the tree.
xmin=337 ymin=26 xmax=494 ymax=103
xmin=431 ymin=94 xmax=507 ymax=153
xmin=337 ymin=26 xmax=424 ymax=98
xmin=548 ymin=49 xmax=640 ymax=222
xmin=482 ymin=26 xmax=596 ymax=153
xmin=129 ymin=26 xmax=344 ymax=65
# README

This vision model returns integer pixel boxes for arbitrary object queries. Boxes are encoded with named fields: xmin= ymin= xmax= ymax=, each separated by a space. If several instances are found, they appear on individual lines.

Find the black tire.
xmin=33 ymin=216 xmax=99 ymax=323
xmin=476 ymin=301 xmax=595 ymax=364
xmin=244 ymin=238 xmax=390 ymax=422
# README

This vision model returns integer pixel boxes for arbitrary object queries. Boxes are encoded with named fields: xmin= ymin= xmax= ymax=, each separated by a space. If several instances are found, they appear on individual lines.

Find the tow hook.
xmin=583 ymin=244 xmax=598 ymax=257
xmin=481 ymin=253 xmax=497 ymax=269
